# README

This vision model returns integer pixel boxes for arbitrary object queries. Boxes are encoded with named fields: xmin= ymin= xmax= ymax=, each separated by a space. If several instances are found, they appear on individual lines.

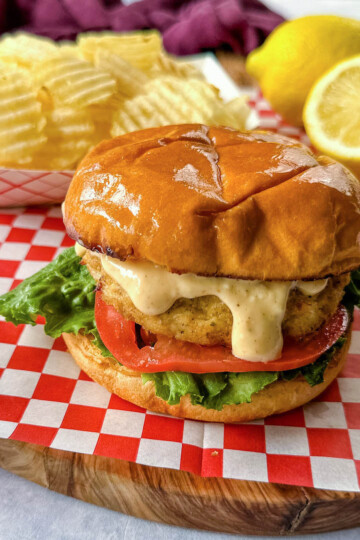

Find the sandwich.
xmin=1 ymin=124 xmax=360 ymax=423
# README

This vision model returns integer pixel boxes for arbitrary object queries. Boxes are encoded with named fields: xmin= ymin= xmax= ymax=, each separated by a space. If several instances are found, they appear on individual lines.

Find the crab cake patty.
xmin=84 ymin=251 xmax=350 ymax=347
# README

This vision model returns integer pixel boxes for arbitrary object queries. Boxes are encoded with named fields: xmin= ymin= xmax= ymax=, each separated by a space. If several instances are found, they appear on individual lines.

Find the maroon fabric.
xmin=1 ymin=0 xmax=284 ymax=55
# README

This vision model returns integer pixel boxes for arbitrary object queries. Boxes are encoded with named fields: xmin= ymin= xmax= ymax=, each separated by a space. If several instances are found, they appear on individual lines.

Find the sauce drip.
xmin=75 ymin=243 xmax=328 ymax=362
xmin=99 ymin=253 xmax=327 ymax=363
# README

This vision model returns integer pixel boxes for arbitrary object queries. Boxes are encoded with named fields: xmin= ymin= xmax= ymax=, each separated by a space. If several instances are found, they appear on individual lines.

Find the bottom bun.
xmin=63 ymin=328 xmax=351 ymax=423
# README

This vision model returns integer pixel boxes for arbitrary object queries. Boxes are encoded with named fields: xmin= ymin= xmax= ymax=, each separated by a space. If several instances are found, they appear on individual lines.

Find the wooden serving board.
xmin=1 ymin=438 xmax=360 ymax=536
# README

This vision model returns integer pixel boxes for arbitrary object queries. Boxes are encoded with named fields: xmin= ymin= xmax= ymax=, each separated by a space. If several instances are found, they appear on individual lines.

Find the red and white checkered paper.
xmin=0 ymin=96 xmax=360 ymax=492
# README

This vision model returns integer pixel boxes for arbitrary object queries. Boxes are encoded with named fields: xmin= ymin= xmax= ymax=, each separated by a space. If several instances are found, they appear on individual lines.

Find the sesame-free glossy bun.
xmin=63 ymin=125 xmax=360 ymax=280
xmin=62 ymin=328 xmax=351 ymax=423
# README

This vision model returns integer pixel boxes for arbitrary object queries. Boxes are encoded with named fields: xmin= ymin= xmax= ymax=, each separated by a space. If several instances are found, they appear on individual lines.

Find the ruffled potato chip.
xmin=212 ymin=96 xmax=252 ymax=130
xmin=0 ymin=30 xmax=252 ymax=171
xmin=150 ymin=52 xmax=204 ymax=80
xmin=0 ymin=32 xmax=59 ymax=69
xmin=30 ymin=107 xmax=95 ymax=170
xmin=34 ymin=55 xmax=117 ymax=108
xmin=0 ymin=65 xmax=46 ymax=164
xmin=112 ymin=76 xmax=221 ymax=136
xmin=94 ymin=50 xmax=149 ymax=98
xmin=77 ymin=31 xmax=162 ymax=71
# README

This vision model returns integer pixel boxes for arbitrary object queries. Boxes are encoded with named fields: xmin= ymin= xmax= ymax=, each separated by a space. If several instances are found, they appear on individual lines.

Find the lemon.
xmin=246 ymin=16 xmax=360 ymax=126
xmin=303 ymin=54 xmax=360 ymax=179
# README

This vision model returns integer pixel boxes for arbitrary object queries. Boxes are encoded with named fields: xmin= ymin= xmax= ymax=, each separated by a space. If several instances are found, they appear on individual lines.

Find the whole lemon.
xmin=246 ymin=15 xmax=360 ymax=126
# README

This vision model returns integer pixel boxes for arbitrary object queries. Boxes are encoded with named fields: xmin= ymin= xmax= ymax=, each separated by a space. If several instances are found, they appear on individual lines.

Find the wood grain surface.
xmin=1 ymin=438 xmax=360 ymax=536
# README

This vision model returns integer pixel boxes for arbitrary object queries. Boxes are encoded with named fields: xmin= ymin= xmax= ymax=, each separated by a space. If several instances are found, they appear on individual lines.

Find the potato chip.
xmin=37 ymin=88 xmax=53 ymax=111
xmin=150 ymin=52 xmax=204 ymax=80
xmin=77 ymin=31 xmax=162 ymax=71
xmin=111 ymin=76 xmax=252 ymax=137
xmin=0 ymin=32 xmax=59 ymax=69
xmin=57 ymin=41 xmax=82 ymax=58
xmin=111 ymin=76 xmax=220 ymax=136
xmin=30 ymin=107 xmax=95 ymax=170
xmin=34 ymin=55 xmax=117 ymax=108
xmin=0 ymin=30 xmax=251 ymax=171
xmin=160 ymin=77 xmax=220 ymax=120
xmin=94 ymin=50 xmax=149 ymax=97
xmin=212 ymin=96 xmax=251 ymax=130
xmin=111 ymin=96 xmax=167 ymax=135
xmin=87 ymin=96 xmax=125 ymax=144
xmin=0 ymin=65 xmax=46 ymax=164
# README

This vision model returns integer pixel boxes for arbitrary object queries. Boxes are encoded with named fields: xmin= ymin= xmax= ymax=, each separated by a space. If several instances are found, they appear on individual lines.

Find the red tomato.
xmin=95 ymin=291 xmax=349 ymax=373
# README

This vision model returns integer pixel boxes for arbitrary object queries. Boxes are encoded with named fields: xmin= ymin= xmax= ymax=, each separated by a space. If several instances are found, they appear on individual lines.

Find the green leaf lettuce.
xmin=343 ymin=268 xmax=360 ymax=314
xmin=142 ymin=371 xmax=278 ymax=410
xmin=0 ymin=246 xmax=111 ymax=357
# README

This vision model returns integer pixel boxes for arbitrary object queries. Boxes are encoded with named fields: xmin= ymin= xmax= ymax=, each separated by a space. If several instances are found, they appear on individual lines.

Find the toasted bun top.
xmin=64 ymin=124 xmax=360 ymax=280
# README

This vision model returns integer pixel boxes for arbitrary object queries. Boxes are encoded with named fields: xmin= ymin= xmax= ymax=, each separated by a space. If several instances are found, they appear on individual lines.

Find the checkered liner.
xmin=0 ymin=169 xmax=74 ymax=207
xmin=0 ymin=96 xmax=359 ymax=492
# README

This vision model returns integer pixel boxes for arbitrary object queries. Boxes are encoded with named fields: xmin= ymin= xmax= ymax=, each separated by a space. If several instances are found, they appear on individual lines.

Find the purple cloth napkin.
xmin=3 ymin=0 xmax=284 ymax=55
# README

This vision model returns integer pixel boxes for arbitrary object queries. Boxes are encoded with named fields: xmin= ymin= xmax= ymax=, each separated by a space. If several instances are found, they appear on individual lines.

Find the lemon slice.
xmin=303 ymin=54 xmax=360 ymax=175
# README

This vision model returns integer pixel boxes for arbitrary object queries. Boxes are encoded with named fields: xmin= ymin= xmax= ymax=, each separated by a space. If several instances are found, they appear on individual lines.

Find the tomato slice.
xmin=95 ymin=291 xmax=349 ymax=373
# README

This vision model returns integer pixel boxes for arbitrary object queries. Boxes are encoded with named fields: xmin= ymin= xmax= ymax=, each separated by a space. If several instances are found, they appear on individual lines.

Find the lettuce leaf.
xmin=142 ymin=370 xmax=278 ymax=410
xmin=144 ymin=337 xmax=346 ymax=409
xmin=280 ymin=336 xmax=346 ymax=387
xmin=0 ymin=246 xmax=111 ymax=357
xmin=343 ymin=269 xmax=360 ymax=314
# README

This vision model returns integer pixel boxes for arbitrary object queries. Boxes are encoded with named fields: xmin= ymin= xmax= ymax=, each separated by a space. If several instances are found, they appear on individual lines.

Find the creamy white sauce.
xmin=75 ymin=243 xmax=328 ymax=363
xmin=296 ymin=280 xmax=328 ymax=296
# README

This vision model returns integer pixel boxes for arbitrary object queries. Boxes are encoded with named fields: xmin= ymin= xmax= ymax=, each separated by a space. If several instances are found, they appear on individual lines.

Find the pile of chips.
xmin=0 ymin=31 xmax=251 ymax=170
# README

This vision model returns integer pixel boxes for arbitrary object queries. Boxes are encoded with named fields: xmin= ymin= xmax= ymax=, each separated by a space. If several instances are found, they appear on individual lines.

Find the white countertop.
xmin=1 ymin=468 xmax=359 ymax=540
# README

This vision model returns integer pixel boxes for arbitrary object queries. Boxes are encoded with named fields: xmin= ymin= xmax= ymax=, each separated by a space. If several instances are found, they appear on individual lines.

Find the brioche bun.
xmin=63 ymin=125 xmax=360 ymax=280
xmin=62 ymin=327 xmax=351 ymax=423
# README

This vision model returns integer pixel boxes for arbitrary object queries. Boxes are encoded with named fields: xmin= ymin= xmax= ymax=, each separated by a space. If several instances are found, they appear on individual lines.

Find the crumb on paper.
xmin=211 ymin=451 xmax=218 ymax=457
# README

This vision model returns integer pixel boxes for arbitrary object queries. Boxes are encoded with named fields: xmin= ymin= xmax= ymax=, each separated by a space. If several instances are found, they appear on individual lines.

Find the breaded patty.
xmin=84 ymin=251 xmax=350 ymax=347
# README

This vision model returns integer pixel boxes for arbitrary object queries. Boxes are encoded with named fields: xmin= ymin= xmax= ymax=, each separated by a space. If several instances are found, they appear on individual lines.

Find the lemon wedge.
xmin=303 ymin=55 xmax=360 ymax=178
